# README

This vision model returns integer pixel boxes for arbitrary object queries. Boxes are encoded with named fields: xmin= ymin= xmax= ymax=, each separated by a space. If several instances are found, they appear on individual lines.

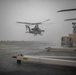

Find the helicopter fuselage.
xmin=17 ymin=19 xmax=50 ymax=36
xmin=26 ymin=26 xmax=44 ymax=36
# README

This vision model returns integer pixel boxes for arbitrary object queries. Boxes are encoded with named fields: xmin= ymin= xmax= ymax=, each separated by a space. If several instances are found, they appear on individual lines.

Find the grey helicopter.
xmin=57 ymin=8 xmax=76 ymax=32
xmin=57 ymin=8 xmax=76 ymax=21
xmin=17 ymin=19 xmax=50 ymax=36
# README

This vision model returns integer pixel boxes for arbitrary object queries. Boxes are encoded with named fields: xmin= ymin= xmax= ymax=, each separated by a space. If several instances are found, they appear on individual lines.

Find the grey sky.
xmin=0 ymin=0 xmax=76 ymax=45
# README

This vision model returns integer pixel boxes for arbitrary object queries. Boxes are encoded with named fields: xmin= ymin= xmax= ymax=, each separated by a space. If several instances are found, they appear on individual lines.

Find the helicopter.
xmin=17 ymin=19 xmax=50 ymax=36
xmin=57 ymin=8 xmax=76 ymax=21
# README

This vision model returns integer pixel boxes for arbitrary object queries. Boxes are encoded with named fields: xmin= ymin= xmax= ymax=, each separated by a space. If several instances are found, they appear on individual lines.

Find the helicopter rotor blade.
xmin=17 ymin=19 xmax=51 ymax=26
xmin=43 ymin=19 xmax=50 ymax=22
xmin=57 ymin=8 xmax=76 ymax=12
xmin=17 ymin=22 xmax=32 ymax=25
xmin=17 ymin=22 xmax=41 ymax=25
xmin=40 ymin=19 xmax=50 ymax=23
xmin=64 ymin=18 xmax=76 ymax=21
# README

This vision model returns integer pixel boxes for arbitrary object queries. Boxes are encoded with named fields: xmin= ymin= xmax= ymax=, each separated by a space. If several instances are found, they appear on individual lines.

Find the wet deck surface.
xmin=0 ymin=42 xmax=76 ymax=75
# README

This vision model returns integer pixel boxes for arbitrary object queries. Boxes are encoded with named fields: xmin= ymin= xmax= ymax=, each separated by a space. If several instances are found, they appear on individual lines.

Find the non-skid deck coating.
xmin=0 ymin=42 xmax=76 ymax=75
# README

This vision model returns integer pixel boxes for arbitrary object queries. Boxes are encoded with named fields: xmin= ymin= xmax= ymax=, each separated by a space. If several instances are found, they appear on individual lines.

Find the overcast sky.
xmin=0 ymin=0 xmax=76 ymax=45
